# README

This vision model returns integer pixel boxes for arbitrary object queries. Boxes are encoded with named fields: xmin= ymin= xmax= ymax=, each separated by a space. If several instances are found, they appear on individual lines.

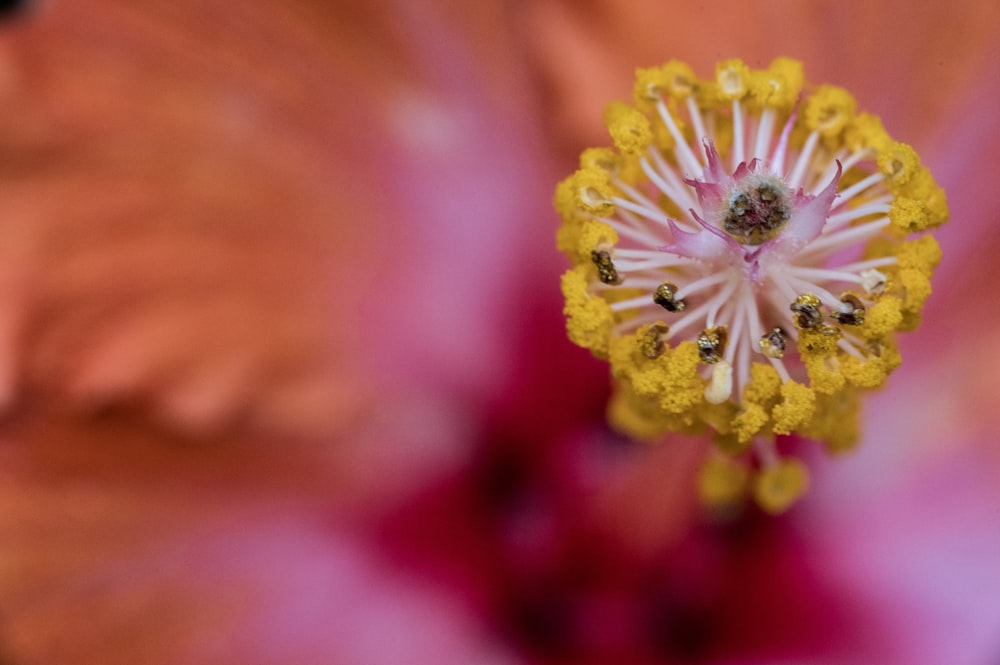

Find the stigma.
xmin=556 ymin=58 xmax=948 ymax=513
xmin=723 ymin=174 xmax=792 ymax=244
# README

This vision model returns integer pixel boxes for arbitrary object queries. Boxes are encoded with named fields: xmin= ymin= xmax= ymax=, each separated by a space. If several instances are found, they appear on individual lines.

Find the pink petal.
xmin=685 ymin=177 xmax=725 ymax=214
xmin=769 ymin=161 xmax=842 ymax=257
xmin=702 ymin=138 xmax=730 ymax=184
xmin=660 ymin=217 xmax=733 ymax=262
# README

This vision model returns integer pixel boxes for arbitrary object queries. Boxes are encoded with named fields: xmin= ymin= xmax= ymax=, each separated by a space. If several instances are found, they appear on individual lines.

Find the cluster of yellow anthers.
xmin=556 ymin=58 xmax=947 ymax=514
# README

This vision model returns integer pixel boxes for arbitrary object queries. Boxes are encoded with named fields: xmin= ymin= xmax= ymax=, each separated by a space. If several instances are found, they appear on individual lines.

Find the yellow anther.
xmin=732 ymin=402 xmax=769 ymax=443
xmin=607 ymin=383 xmax=698 ymax=440
xmin=803 ymin=352 xmax=846 ymax=395
xmin=900 ymin=169 xmax=949 ymax=226
xmin=896 ymin=236 xmax=942 ymax=274
xmin=797 ymin=326 xmax=842 ymax=360
xmin=553 ymin=175 xmax=579 ymax=222
xmin=877 ymin=141 xmax=922 ymax=189
xmin=749 ymin=57 xmax=804 ymax=110
xmin=656 ymin=342 xmax=706 ymax=415
xmin=844 ymin=112 xmax=890 ymax=152
xmin=604 ymin=102 xmax=653 ymax=155
xmin=842 ymin=351 xmax=897 ymax=389
xmin=743 ymin=362 xmax=782 ymax=405
xmin=808 ymin=391 xmax=861 ymax=454
xmin=889 ymin=198 xmax=930 ymax=234
xmin=754 ymin=459 xmax=809 ymax=514
xmin=561 ymin=266 xmax=614 ymax=358
xmin=579 ymin=147 xmax=623 ymax=174
xmin=557 ymin=212 xmax=618 ymax=265
xmin=604 ymin=101 xmax=653 ymax=156
xmin=771 ymin=380 xmax=816 ymax=435
xmin=804 ymin=85 xmax=857 ymax=138
xmin=555 ymin=177 xmax=586 ymax=259
xmin=573 ymin=167 xmax=619 ymax=217
xmin=556 ymin=222 xmax=580 ymax=261
xmin=715 ymin=58 xmax=751 ymax=100
xmin=581 ymin=146 xmax=644 ymax=185
xmin=693 ymin=79 xmax=723 ymax=111
xmin=575 ymin=220 xmax=619 ymax=259
xmin=633 ymin=60 xmax=697 ymax=107
xmin=898 ymin=268 xmax=933 ymax=315
xmin=698 ymin=455 xmax=750 ymax=507
xmin=859 ymin=297 xmax=903 ymax=340
xmin=614 ymin=339 xmax=705 ymax=416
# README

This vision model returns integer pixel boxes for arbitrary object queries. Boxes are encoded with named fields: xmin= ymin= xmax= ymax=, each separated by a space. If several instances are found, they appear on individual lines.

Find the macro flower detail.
xmin=556 ymin=58 xmax=948 ymax=513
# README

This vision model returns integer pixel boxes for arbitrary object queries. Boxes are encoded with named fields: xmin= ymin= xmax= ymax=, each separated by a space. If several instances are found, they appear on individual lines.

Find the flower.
xmin=557 ymin=58 xmax=947 ymax=512
xmin=3 ymin=0 xmax=1000 ymax=664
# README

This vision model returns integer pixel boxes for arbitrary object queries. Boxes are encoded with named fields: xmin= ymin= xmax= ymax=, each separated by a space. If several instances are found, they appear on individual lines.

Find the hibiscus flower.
xmin=1 ymin=0 xmax=999 ymax=664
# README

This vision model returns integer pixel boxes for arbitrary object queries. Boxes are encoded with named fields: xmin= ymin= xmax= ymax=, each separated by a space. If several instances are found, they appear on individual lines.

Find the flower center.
xmin=556 ymin=57 xmax=948 ymax=514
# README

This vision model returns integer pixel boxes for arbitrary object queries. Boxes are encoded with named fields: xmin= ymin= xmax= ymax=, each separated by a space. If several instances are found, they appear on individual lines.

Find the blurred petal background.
xmin=0 ymin=0 xmax=999 ymax=664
